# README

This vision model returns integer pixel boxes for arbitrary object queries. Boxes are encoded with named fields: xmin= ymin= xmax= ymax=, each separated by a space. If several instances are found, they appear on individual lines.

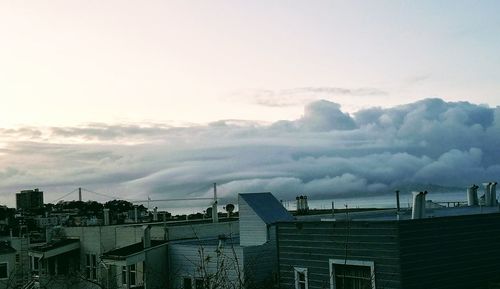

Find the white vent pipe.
xmin=153 ymin=207 xmax=158 ymax=221
xmin=467 ymin=184 xmax=479 ymax=206
xmin=103 ymin=208 xmax=110 ymax=226
xmin=483 ymin=183 xmax=492 ymax=207
xmin=490 ymin=182 xmax=497 ymax=206
xmin=412 ymin=191 xmax=427 ymax=219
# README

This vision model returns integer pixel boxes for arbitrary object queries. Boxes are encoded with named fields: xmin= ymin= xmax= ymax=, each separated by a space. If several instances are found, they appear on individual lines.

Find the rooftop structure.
xmin=16 ymin=188 xmax=44 ymax=211
xmin=278 ymin=187 xmax=500 ymax=289
xmin=239 ymin=192 xmax=294 ymax=224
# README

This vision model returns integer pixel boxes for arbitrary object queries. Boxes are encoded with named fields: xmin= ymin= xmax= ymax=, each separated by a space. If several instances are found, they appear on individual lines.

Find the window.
xmin=195 ymin=278 xmax=205 ymax=289
xmin=85 ymin=254 xmax=98 ymax=280
xmin=329 ymin=259 xmax=375 ymax=289
xmin=183 ymin=277 xmax=193 ymax=289
xmin=122 ymin=266 xmax=127 ymax=285
xmin=0 ymin=263 xmax=8 ymax=279
xmin=31 ymin=256 xmax=40 ymax=274
xmin=129 ymin=264 xmax=136 ymax=285
xmin=294 ymin=267 xmax=308 ymax=289
xmin=122 ymin=264 xmax=137 ymax=286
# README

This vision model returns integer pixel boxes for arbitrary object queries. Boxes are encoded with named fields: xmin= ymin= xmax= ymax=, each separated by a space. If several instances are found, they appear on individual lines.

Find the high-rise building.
xmin=16 ymin=188 xmax=44 ymax=210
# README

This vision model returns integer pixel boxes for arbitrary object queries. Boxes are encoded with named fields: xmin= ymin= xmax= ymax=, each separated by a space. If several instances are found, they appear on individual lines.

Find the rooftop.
xmin=239 ymin=192 xmax=294 ymax=224
xmin=30 ymin=239 xmax=79 ymax=253
xmin=171 ymin=236 xmax=240 ymax=247
xmin=297 ymin=205 xmax=500 ymax=222
xmin=102 ymin=240 xmax=168 ymax=260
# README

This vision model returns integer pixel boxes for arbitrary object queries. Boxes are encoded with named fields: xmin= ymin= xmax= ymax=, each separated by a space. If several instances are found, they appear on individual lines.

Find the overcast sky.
xmin=1 ymin=0 xmax=500 ymax=127
xmin=1 ymin=1 xmax=499 ymax=207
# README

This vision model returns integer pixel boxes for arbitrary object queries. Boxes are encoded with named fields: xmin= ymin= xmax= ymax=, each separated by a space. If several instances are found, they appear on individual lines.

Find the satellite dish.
xmin=225 ymin=203 xmax=235 ymax=214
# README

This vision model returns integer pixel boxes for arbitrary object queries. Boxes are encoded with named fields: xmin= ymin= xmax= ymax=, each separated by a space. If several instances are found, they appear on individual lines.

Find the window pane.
xmin=33 ymin=257 xmax=39 ymax=270
xmin=0 ymin=263 xmax=7 ymax=279
xmin=334 ymin=264 xmax=372 ymax=289
xmin=183 ymin=278 xmax=193 ymax=289
xmin=130 ymin=270 xmax=136 ymax=285
xmin=122 ymin=266 xmax=127 ymax=284
xmin=195 ymin=278 xmax=204 ymax=289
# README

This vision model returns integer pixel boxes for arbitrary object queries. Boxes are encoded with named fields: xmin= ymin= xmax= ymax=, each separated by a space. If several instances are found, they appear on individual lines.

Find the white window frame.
xmin=31 ymin=256 xmax=40 ymax=274
xmin=129 ymin=264 xmax=137 ymax=286
xmin=294 ymin=267 xmax=308 ymax=289
xmin=0 ymin=262 xmax=8 ymax=280
xmin=122 ymin=264 xmax=137 ymax=286
xmin=85 ymin=253 xmax=98 ymax=281
xmin=329 ymin=259 xmax=375 ymax=289
xmin=122 ymin=266 xmax=127 ymax=285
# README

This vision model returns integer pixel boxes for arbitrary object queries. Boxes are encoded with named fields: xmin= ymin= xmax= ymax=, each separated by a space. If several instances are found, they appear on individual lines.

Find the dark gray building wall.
xmin=399 ymin=213 xmax=500 ymax=289
xmin=277 ymin=221 xmax=402 ymax=289
xmin=16 ymin=189 xmax=44 ymax=210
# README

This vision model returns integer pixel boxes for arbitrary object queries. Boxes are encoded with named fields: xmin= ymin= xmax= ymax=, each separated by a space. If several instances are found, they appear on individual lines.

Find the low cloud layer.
xmin=1 ymin=98 xmax=499 ymax=206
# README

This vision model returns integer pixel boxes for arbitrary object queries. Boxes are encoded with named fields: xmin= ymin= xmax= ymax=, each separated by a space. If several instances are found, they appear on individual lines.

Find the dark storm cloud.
xmin=1 ymin=98 xmax=499 ymax=203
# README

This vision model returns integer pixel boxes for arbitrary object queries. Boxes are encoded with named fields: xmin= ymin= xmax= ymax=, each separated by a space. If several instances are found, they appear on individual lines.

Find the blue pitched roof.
xmin=239 ymin=192 xmax=294 ymax=224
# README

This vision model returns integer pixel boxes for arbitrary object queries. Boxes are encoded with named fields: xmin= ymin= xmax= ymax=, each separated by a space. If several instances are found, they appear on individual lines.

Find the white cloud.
xmin=0 ymin=98 xmax=499 ymax=206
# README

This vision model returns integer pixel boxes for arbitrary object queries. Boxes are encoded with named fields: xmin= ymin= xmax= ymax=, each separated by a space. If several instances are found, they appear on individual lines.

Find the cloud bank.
xmin=1 ymin=98 xmax=499 ymax=205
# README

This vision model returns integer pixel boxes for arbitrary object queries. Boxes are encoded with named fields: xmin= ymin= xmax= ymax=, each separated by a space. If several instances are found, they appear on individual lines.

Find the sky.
xmin=1 ymin=1 xmax=499 ymax=207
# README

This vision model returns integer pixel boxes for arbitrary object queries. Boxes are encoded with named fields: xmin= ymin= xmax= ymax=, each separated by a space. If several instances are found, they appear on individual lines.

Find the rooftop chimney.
xmin=153 ymin=207 xmax=158 ymax=221
xmin=483 ymin=183 xmax=493 ymax=206
xmin=467 ymin=184 xmax=479 ymax=206
xmin=103 ymin=208 xmax=110 ymax=226
xmin=491 ymin=182 xmax=497 ymax=206
xmin=143 ymin=225 xmax=151 ymax=248
xmin=412 ymin=191 xmax=427 ymax=219
xmin=395 ymin=190 xmax=401 ymax=212
xmin=421 ymin=191 xmax=427 ymax=218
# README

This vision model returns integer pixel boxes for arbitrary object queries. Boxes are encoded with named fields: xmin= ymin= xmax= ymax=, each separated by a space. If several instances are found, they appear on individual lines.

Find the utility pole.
xmin=212 ymin=183 xmax=218 ymax=223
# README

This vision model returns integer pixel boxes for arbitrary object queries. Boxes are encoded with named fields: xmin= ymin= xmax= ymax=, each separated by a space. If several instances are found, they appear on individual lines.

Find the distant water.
xmin=161 ymin=191 xmax=468 ymax=216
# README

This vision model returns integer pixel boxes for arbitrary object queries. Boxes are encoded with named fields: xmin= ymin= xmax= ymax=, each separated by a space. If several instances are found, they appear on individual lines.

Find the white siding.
xmin=169 ymin=242 xmax=244 ymax=289
xmin=0 ymin=252 xmax=16 ymax=289
xmin=239 ymin=196 xmax=268 ymax=246
xmin=62 ymin=221 xmax=239 ymax=289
